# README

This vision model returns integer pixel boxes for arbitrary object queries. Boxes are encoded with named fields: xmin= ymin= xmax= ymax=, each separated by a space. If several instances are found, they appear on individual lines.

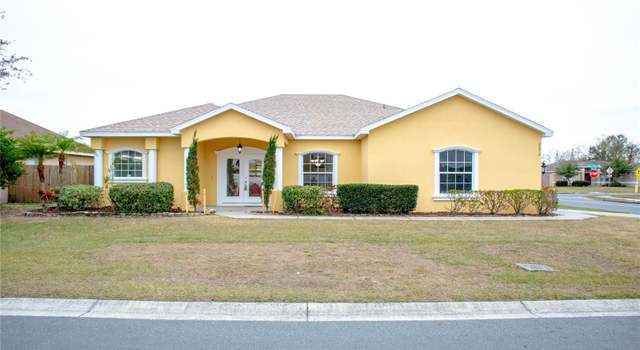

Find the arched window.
xmin=110 ymin=149 xmax=146 ymax=181
xmin=433 ymin=146 xmax=479 ymax=197
xmin=298 ymin=151 xmax=338 ymax=190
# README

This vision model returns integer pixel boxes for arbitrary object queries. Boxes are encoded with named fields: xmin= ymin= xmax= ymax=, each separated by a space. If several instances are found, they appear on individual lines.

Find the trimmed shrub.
xmin=446 ymin=190 xmax=466 ymax=214
xmin=531 ymin=188 xmax=558 ymax=215
xmin=478 ymin=190 xmax=507 ymax=215
xmin=555 ymin=180 xmax=569 ymax=187
xmin=603 ymin=181 xmax=626 ymax=187
xmin=571 ymin=180 xmax=590 ymax=187
xmin=504 ymin=189 xmax=535 ymax=215
xmin=337 ymin=184 xmax=418 ymax=214
xmin=58 ymin=184 xmax=102 ymax=210
xmin=109 ymin=182 xmax=174 ymax=213
xmin=282 ymin=185 xmax=324 ymax=215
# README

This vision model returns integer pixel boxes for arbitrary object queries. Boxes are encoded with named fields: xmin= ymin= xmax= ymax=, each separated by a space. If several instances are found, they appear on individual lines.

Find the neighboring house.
xmin=79 ymin=88 xmax=553 ymax=212
xmin=544 ymin=160 xmax=639 ymax=186
xmin=1 ymin=110 xmax=95 ymax=203
xmin=0 ymin=110 xmax=94 ymax=166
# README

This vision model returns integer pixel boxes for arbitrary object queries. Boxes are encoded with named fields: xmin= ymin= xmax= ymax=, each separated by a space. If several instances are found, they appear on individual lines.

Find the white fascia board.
xmin=170 ymin=103 xmax=296 ymax=136
xmin=356 ymin=88 xmax=554 ymax=137
xmin=79 ymin=131 xmax=175 ymax=137
xmin=294 ymin=135 xmax=356 ymax=140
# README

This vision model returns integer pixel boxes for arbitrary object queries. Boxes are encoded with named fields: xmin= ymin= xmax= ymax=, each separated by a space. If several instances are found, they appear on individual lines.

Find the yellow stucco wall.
xmin=282 ymin=140 xmax=363 ymax=187
xmin=180 ymin=110 xmax=286 ymax=148
xmin=89 ymin=95 xmax=543 ymax=212
xmin=365 ymin=95 xmax=543 ymax=212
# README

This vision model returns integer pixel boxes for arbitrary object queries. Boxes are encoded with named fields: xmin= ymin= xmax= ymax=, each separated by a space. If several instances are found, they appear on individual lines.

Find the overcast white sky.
xmin=1 ymin=0 xmax=638 ymax=154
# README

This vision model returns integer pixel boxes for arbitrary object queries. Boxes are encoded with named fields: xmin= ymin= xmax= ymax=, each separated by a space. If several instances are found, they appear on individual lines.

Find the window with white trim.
xmin=300 ymin=152 xmax=336 ymax=190
xmin=112 ymin=150 xmax=144 ymax=179
xmin=438 ymin=149 xmax=474 ymax=193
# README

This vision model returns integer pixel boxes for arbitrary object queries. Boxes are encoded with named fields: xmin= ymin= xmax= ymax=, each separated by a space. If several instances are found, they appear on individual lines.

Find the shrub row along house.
xmin=80 ymin=88 xmax=553 ymax=212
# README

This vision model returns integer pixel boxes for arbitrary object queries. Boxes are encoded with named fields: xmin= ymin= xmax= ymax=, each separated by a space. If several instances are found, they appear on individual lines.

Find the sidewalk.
xmin=216 ymin=210 xmax=596 ymax=221
xmin=2 ymin=298 xmax=638 ymax=321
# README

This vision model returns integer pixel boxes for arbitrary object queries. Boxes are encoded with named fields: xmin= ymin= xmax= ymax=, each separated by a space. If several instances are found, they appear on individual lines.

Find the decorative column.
xmin=94 ymin=149 xmax=104 ymax=187
xmin=183 ymin=147 xmax=189 ymax=192
xmin=275 ymin=147 xmax=283 ymax=190
xmin=145 ymin=137 xmax=158 ymax=183
xmin=148 ymin=149 xmax=157 ymax=182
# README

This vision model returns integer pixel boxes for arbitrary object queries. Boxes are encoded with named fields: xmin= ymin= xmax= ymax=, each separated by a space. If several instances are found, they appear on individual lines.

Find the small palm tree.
xmin=54 ymin=132 xmax=79 ymax=208
xmin=18 ymin=133 xmax=57 ymax=206
xmin=54 ymin=132 xmax=78 ymax=186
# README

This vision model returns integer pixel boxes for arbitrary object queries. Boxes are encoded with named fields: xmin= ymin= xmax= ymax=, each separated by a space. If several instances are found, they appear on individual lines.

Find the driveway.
xmin=559 ymin=194 xmax=640 ymax=215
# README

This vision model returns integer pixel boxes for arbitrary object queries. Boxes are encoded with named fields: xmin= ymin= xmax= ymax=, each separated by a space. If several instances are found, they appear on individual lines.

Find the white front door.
xmin=217 ymin=147 xmax=265 ymax=205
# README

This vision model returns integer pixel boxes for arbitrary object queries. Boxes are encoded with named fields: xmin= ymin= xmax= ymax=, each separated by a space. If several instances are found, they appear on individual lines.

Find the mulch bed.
xmin=23 ymin=206 xmax=209 ymax=217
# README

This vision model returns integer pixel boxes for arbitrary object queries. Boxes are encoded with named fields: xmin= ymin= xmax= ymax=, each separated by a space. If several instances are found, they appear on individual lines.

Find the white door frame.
xmin=216 ymin=147 xmax=265 ymax=206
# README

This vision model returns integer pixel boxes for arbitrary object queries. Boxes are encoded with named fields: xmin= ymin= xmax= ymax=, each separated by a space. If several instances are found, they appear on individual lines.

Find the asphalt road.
xmin=1 ymin=316 xmax=639 ymax=350
xmin=559 ymin=194 xmax=640 ymax=214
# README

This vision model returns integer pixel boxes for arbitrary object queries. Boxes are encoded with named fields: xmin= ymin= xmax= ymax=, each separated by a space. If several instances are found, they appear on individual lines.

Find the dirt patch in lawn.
xmin=96 ymin=242 xmax=470 ymax=301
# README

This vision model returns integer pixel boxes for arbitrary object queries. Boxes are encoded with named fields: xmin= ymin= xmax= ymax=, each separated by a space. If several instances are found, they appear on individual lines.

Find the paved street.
xmin=559 ymin=194 xmax=640 ymax=214
xmin=2 ymin=316 xmax=639 ymax=350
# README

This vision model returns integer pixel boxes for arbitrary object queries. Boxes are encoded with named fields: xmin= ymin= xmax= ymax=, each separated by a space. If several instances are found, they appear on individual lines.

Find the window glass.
xmin=113 ymin=150 xmax=143 ymax=178
xmin=438 ymin=150 xmax=473 ymax=193
xmin=302 ymin=152 xmax=334 ymax=190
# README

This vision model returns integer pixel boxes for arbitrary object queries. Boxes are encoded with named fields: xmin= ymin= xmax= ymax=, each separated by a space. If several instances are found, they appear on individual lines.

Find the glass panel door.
xmin=248 ymin=159 xmax=263 ymax=198
xmin=226 ymin=158 xmax=240 ymax=197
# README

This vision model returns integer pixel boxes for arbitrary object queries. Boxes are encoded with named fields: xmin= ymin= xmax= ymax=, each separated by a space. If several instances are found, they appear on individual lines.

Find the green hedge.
xmin=337 ymin=184 xmax=418 ymax=214
xmin=58 ymin=185 xmax=102 ymax=210
xmin=109 ymin=182 xmax=174 ymax=213
xmin=282 ymin=185 xmax=324 ymax=215
xmin=571 ymin=180 xmax=590 ymax=187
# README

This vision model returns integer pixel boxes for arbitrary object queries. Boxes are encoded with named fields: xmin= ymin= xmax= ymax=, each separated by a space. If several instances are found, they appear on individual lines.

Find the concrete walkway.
xmin=2 ymin=298 xmax=638 ymax=321
xmin=215 ymin=209 xmax=596 ymax=221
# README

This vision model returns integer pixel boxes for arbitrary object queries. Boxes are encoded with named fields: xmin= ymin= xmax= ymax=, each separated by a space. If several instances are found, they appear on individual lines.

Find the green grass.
xmin=1 ymin=214 xmax=639 ymax=302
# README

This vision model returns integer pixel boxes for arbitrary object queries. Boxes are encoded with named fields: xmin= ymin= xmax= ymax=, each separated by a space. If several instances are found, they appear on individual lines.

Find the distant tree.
xmin=0 ymin=129 xmax=25 ymax=188
xmin=0 ymin=11 xmax=31 ymax=90
xmin=556 ymin=162 xmax=579 ymax=184
xmin=262 ymin=135 xmax=278 ymax=211
xmin=17 ymin=133 xmax=57 ymax=205
xmin=186 ymin=132 xmax=200 ymax=210
xmin=607 ymin=158 xmax=632 ymax=181
xmin=588 ymin=135 xmax=640 ymax=164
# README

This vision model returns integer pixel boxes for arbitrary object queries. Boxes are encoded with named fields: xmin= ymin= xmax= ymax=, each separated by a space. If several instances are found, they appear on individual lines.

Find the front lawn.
xmin=1 ymin=213 xmax=639 ymax=302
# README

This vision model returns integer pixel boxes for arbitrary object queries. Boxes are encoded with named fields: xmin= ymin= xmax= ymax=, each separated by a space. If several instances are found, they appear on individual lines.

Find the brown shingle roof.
xmin=0 ymin=110 xmax=54 ymax=137
xmin=80 ymin=96 xmax=401 ymax=136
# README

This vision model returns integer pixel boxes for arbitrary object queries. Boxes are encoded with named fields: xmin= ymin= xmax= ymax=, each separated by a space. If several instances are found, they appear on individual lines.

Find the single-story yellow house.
xmin=80 ymin=88 xmax=553 ymax=212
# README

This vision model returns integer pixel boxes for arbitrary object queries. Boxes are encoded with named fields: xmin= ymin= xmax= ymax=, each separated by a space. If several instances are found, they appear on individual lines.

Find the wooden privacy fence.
xmin=8 ymin=165 xmax=94 ymax=203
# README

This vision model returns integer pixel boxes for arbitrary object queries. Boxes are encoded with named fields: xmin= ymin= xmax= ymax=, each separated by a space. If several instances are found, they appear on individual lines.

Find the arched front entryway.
xmin=216 ymin=146 xmax=266 ymax=206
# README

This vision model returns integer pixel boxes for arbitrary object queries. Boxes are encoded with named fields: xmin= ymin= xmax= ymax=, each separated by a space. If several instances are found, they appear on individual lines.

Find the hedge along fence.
xmin=447 ymin=189 xmax=558 ymax=216
xmin=109 ymin=182 xmax=174 ymax=214
xmin=337 ymin=184 xmax=419 ymax=214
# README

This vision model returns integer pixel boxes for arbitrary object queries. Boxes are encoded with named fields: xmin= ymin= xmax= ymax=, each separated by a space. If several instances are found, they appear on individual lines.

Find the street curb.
xmin=2 ymin=298 xmax=638 ymax=322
